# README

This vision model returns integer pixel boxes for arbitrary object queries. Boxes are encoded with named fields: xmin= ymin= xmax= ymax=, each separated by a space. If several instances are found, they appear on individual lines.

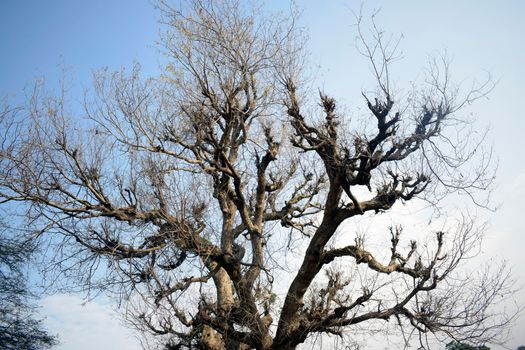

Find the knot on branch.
xmin=366 ymin=96 xmax=394 ymax=121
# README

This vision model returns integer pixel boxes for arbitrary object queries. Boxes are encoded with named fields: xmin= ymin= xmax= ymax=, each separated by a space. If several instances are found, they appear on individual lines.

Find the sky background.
xmin=1 ymin=1 xmax=524 ymax=349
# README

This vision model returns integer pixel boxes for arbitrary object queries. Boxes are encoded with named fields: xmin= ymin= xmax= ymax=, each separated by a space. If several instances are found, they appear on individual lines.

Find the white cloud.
xmin=40 ymin=294 xmax=142 ymax=350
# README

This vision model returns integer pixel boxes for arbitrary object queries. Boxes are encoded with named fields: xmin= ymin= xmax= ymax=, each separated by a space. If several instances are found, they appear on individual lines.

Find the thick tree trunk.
xmin=274 ymin=186 xmax=344 ymax=348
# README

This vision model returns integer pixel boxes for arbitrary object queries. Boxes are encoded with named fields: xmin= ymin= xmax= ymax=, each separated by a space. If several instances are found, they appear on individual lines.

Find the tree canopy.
xmin=0 ymin=226 xmax=58 ymax=349
xmin=446 ymin=341 xmax=490 ymax=350
xmin=0 ymin=1 xmax=515 ymax=349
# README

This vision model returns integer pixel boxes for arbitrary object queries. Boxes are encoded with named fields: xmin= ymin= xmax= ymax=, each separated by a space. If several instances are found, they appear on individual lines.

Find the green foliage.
xmin=446 ymin=341 xmax=490 ymax=350
xmin=0 ymin=228 xmax=58 ymax=350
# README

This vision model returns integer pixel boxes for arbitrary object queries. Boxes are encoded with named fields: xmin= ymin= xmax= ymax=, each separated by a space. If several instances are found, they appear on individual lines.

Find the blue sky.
xmin=0 ymin=0 xmax=159 ymax=97
xmin=1 ymin=1 xmax=524 ymax=349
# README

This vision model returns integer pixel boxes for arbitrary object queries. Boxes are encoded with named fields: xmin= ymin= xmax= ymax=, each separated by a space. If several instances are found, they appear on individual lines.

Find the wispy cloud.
xmin=41 ymin=294 xmax=141 ymax=350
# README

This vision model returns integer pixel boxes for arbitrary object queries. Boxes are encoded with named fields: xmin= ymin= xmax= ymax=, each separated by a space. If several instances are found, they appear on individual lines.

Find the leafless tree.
xmin=0 ymin=1 xmax=516 ymax=349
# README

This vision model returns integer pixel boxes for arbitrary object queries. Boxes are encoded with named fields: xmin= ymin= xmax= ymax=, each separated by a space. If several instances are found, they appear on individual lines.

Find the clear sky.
xmin=1 ymin=1 xmax=524 ymax=349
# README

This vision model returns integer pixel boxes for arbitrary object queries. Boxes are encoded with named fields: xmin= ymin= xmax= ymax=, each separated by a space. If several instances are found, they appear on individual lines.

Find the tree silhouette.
xmin=0 ymin=1 xmax=515 ymax=349
xmin=446 ymin=341 xmax=490 ymax=350
xmin=0 ymin=225 xmax=57 ymax=349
